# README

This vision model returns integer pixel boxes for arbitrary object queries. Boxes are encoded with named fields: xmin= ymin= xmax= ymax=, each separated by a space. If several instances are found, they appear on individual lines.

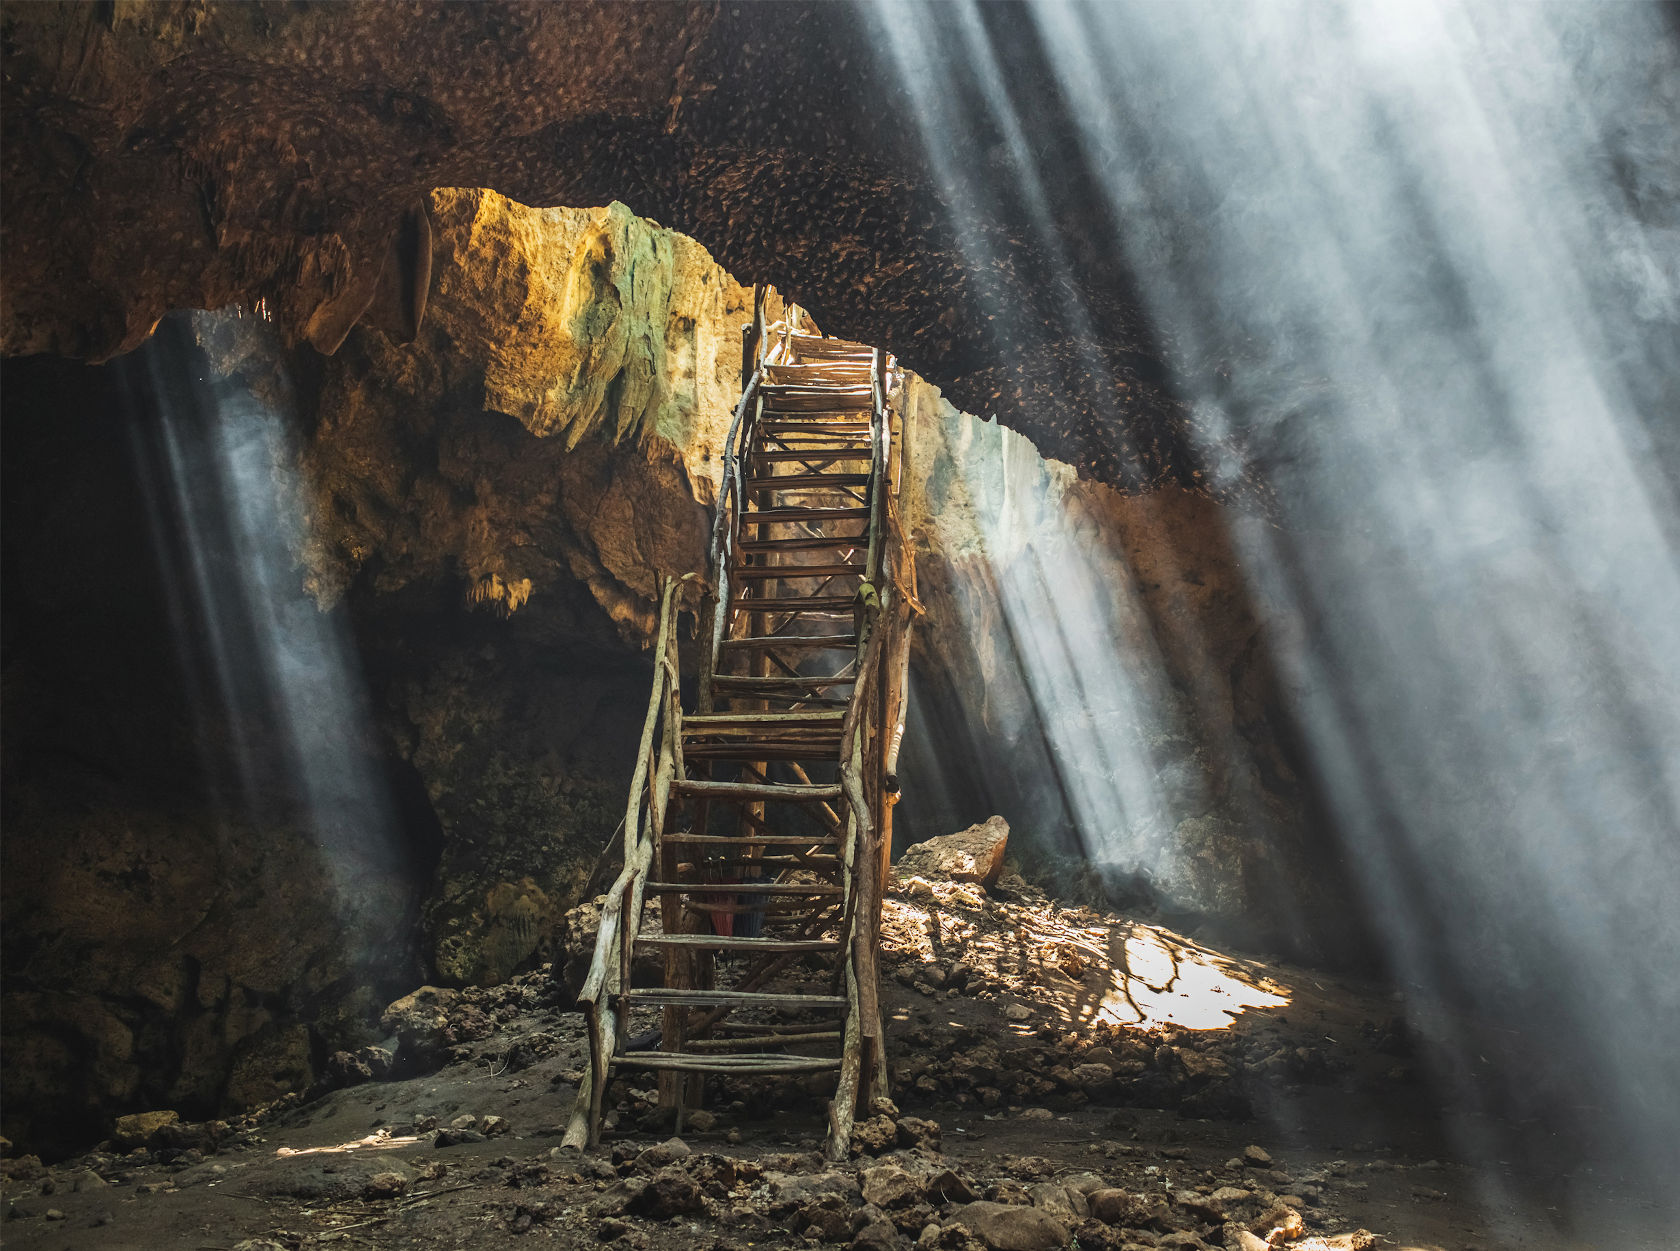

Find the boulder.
xmin=852 ymin=1218 xmax=904 ymax=1251
xmin=1027 ymin=1182 xmax=1087 ymax=1222
xmin=861 ymin=1163 xmax=926 ymax=1209
xmin=951 ymin=1201 xmax=1070 ymax=1251
xmin=112 ymin=1111 xmax=179 ymax=1149
xmin=636 ymin=1167 xmax=704 ymax=1218
xmin=897 ymin=817 xmax=1010 ymax=888
xmin=380 ymin=987 xmax=458 ymax=1068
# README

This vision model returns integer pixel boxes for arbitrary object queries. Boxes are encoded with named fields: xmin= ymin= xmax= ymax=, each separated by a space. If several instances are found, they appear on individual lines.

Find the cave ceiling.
xmin=0 ymin=0 xmax=1242 ymax=497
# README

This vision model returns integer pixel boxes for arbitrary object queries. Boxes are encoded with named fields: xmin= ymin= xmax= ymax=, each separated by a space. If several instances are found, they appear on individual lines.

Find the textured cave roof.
xmin=1 ymin=0 xmax=1248 ymax=499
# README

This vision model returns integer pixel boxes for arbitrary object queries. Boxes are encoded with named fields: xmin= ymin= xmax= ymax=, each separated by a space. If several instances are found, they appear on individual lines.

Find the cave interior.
xmin=3 ymin=4 xmax=1679 ymax=1250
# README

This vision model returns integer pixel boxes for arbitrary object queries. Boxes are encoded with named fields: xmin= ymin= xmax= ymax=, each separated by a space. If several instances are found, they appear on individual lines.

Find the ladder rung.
xmin=619 ymin=989 xmax=846 ymax=1009
xmin=739 ymin=506 xmax=871 ymax=523
xmin=684 ymin=746 xmax=840 ymax=758
xmin=733 ymin=563 xmax=863 ymax=579
xmin=760 ymin=421 xmax=873 ymax=433
xmin=671 ymin=778 xmax=843 ymax=800
xmin=634 ymin=935 xmax=841 ymax=952
xmin=663 ymin=833 xmax=840 ymax=845
xmin=750 ymin=449 xmax=870 ymax=463
xmin=710 ymin=675 xmax=854 ymax=690
xmin=736 ymin=537 xmax=866 ymax=553
xmin=676 ymin=855 xmax=841 ymax=869
xmin=729 ymin=595 xmax=856 ymax=612
xmin=610 ymin=1052 xmax=842 ymax=1074
xmin=686 ymin=710 xmax=847 ymax=725
xmin=720 ymin=634 xmax=857 ymax=649
xmin=745 ymin=473 xmax=870 ymax=490
xmin=645 ymin=881 xmax=845 ymax=897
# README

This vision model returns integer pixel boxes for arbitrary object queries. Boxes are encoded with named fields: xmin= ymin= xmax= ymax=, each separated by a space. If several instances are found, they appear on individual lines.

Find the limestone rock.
xmin=112 ymin=1110 xmax=178 ymax=1149
xmin=861 ymin=1163 xmax=925 ymax=1209
xmin=852 ymin=1218 xmax=904 ymax=1251
xmin=951 ymin=1201 xmax=1071 ymax=1251
xmin=897 ymin=817 xmax=1009 ymax=888
xmin=380 ymin=988 xmax=458 ymax=1068
xmin=636 ymin=1166 xmax=705 ymax=1218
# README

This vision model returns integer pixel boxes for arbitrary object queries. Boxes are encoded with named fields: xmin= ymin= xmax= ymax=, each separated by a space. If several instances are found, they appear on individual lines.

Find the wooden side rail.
xmin=562 ymin=576 xmax=686 ymax=1149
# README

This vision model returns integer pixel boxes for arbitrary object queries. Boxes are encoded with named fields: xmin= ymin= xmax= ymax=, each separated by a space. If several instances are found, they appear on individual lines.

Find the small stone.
xmin=926 ymin=1169 xmax=978 ymax=1204
xmin=1241 ymin=1145 xmax=1272 ymax=1168
xmin=1156 ymin=1234 xmax=1208 ymax=1250
xmin=112 ymin=1111 xmax=179 ymax=1149
xmin=1251 ymin=1203 xmax=1304 ymax=1242
xmin=44 ymin=1208 xmax=65 ymax=1221
xmin=1086 ymin=1188 xmax=1151 ymax=1226
xmin=636 ymin=1166 xmax=704 ymax=1218
xmin=1026 ymin=1182 xmax=1085 ymax=1222
xmin=363 ymin=1172 xmax=409 ymax=1200
xmin=1234 ymin=1233 xmax=1269 ymax=1251
xmin=449 ymin=1114 xmax=479 ymax=1131
xmin=69 ymin=1169 xmax=108 ymax=1192
xmin=1004 ymin=1005 xmax=1032 ymax=1023
xmin=851 ymin=1218 xmax=902 ymax=1250
xmin=597 ymin=1217 xmax=631 ymax=1240
xmin=851 ymin=1115 xmax=898 ymax=1155
xmin=862 ymin=1164 xmax=925 ymax=1210
xmin=687 ymin=1109 xmax=717 ymax=1133
xmin=1017 ymin=1108 xmax=1053 ymax=1121
xmin=434 ymin=1128 xmax=487 ymax=1148
xmin=1069 ymin=1063 xmax=1115 ymax=1093
xmin=481 ymin=1115 xmax=510 ymax=1137
xmin=636 ymin=1137 xmax=691 ymax=1172
xmin=952 ymin=1201 xmax=1069 ymax=1251
xmin=895 ymin=816 xmax=1009 ymax=887
xmin=896 ymin=1117 xmax=940 ymax=1149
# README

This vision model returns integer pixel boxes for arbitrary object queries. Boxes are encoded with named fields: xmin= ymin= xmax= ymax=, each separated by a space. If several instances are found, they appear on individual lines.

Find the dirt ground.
xmin=0 ymin=872 xmax=1648 ymax=1251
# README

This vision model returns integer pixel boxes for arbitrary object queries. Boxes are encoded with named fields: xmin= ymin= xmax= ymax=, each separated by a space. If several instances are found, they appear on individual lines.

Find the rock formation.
xmin=1 ymin=186 xmax=1349 ymax=1156
xmin=0 ymin=0 xmax=1222 ymax=497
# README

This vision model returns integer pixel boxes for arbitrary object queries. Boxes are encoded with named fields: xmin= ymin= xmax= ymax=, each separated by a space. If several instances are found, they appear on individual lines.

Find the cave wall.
xmin=0 ymin=190 xmax=755 ymax=1154
xmin=1 ymin=186 xmax=1350 ymax=1157
xmin=897 ymin=380 xmax=1361 ymax=962
xmin=0 ymin=1 xmax=1216 ymax=499
xmin=0 ymin=345 xmax=430 ymax=1159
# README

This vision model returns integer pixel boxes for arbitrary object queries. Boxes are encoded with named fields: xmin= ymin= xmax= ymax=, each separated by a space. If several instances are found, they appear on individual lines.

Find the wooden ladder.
xmin=564 ymin=299 xmax=917 ymax=1159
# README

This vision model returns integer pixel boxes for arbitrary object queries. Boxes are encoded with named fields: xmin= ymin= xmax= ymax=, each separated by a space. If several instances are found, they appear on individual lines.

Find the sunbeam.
xmin=871 ymin=0 xmax=1680 ymax=1236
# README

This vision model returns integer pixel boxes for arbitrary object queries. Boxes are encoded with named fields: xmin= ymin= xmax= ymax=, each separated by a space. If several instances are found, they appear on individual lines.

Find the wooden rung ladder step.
xmin=671 ymin=778 xmax=843 ymax=800
xmin=685 ymin=710 xmax=846 ymax=726
xmin=736 ymin=537 xmax=866 ymax=553
xmin=745 ymin=473 xmax=871 ymax=490
xmin=751 ymin=449 xmax=871 ymax=463
xmin=645 ymin=881 xmax=844 ymax=897
xmin=719 ymin=633 xmax=857 ymax=649
xmin=634 ymin=935 xmax=841 ymax=953
xmin=739 ymin=507 xmax=870 ymax=523
xmin=662 ymin=832 xmax=840 ymax=845
xmin=618 ymin=989 xmax=847 ymax=1009
xmin=728 ymin=595 xmax=856 ymax=613
xmin=733 ymin=563 xmax=863 ymax=579
xmin=709 ymin=676 xmax=854 ymax=691
xmin=610 ymin=1052 xmax=842 ymax=1074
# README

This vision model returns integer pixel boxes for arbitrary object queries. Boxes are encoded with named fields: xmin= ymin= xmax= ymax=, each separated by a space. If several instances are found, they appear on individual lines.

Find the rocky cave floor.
xmin=0 ymin=874 xmax=1602 ymax=1251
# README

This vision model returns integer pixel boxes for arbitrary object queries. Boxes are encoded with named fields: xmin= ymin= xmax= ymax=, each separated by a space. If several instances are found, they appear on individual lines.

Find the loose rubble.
xmin=0 ymin=852 xmax=1536 ymax=1249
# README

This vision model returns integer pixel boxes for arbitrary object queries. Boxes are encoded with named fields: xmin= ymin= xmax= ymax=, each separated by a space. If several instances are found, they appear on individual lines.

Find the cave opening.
xmin=3 ymin=3 xmax=1678 ymax=1248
